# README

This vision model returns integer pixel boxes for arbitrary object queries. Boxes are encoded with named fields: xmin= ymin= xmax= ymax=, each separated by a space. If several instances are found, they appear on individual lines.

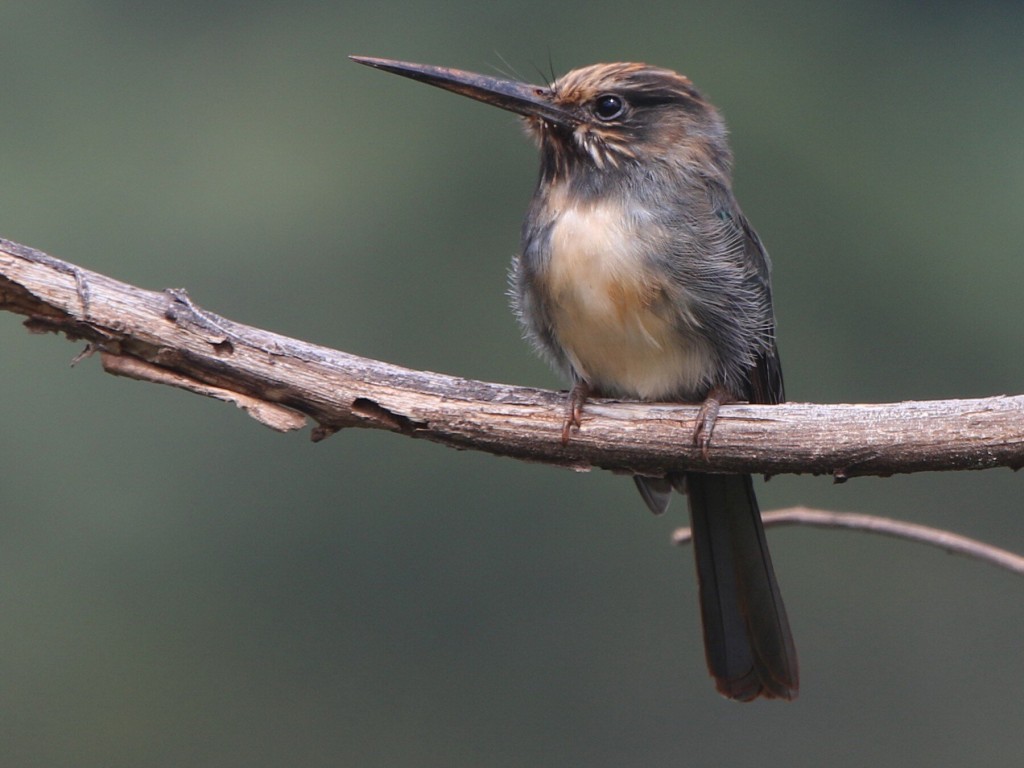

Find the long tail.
xmin=684 ymin=472 xmax=798 ymax=700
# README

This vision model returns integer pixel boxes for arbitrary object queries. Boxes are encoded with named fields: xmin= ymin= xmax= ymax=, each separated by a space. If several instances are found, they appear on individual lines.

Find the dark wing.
xmin=739 ymin=217 xmax=785 ymax=406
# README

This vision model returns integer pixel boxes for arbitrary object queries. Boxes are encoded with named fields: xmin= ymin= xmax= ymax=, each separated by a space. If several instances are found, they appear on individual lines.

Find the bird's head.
xmin=350 ymin=56 xmax=731 ymax=182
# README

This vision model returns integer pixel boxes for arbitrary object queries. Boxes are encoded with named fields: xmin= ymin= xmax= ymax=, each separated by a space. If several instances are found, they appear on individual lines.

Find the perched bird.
xmin=351 ymin=55 xmax=798 ymax=701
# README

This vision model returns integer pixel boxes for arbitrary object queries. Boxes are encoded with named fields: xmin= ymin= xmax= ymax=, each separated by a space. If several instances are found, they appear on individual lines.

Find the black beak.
xmin=350 ymin=55 xmax=576 ymax=127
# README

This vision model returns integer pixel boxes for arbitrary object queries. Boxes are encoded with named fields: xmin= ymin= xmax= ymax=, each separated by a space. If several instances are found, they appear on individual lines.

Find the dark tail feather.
xmin=685 ymin=472 xmax=799 ymax=701
xmin=634 ymin=475 xmax=673 ymax=515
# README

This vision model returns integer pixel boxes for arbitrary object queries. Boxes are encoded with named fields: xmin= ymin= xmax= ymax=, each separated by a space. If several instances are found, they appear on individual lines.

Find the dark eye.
xmin=593 ymin=94 xmax=625 ymax=121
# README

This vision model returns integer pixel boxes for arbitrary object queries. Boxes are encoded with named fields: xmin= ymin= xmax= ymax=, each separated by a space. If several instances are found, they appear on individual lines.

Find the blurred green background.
xmin=2 ymin=2 xmax=1023 ymax=766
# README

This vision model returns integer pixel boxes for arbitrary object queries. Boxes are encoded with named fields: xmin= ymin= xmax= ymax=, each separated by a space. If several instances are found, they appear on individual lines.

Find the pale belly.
xmin=543 ymin=201 xmax=713 ymax=401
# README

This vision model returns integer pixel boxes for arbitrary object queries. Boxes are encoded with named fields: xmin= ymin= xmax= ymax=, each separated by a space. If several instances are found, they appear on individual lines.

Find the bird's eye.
xmin=593 ymin=94 xmax=625 ymax=121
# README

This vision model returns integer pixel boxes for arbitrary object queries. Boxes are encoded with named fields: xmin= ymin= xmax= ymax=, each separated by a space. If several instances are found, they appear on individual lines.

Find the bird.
xmin=351 ymin=55 xmax=798 ymax=701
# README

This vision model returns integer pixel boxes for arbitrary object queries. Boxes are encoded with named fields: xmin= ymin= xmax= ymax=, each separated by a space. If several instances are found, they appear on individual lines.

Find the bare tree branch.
xmin=2 ymin=236 xmax=1023 ymax=480
xmin=673 ymin=506 xmax=1024 ymax=577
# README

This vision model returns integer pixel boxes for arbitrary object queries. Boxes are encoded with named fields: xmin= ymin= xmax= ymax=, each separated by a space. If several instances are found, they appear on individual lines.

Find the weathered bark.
xmin=3 ymin=237 xmax=1022 ymax=480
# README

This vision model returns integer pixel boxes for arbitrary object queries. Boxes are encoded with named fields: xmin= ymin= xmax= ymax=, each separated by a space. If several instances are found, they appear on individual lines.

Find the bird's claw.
xmin=561 ymin=381 xmax=590 ymax=445
xmin=693 ymin=387 xmax=733 ymax=460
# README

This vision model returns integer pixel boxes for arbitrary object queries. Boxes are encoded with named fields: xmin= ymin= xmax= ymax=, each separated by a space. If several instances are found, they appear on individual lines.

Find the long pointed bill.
xmin=350 ymin=55 xmax=576 ymax=127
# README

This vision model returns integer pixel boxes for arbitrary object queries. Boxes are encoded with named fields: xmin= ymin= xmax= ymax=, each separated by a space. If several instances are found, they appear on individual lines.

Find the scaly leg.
xmin=693 ymin=385 xmax=736 ymax=458
xmin=561 ymin=379 xmax=591 ymax=445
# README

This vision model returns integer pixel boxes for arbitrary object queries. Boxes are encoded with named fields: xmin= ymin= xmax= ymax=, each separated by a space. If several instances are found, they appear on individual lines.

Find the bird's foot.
xmin=693 ymin=386 xmax=735 ymax=459
xmin=561 ymin=380 xmax=591 ymax=445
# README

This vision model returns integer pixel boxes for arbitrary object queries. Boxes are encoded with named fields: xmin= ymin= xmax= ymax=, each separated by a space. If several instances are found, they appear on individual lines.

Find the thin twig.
xmin=672 ymin=506 xmax=1024 ymax=576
